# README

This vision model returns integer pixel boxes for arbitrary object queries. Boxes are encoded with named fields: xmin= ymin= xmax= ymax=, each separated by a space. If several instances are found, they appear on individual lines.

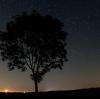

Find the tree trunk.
xmin=34 ymin=79 xmax=38 ymax=92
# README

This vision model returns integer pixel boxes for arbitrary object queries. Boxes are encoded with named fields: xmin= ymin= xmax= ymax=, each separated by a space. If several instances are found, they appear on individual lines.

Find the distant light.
xmin=46 ymin=88 xmax=51 ymax=91
xmin=4 ymin=89 xmax=9 ymax=93
xmin=46 ymin=88 xmax=56 ymax=91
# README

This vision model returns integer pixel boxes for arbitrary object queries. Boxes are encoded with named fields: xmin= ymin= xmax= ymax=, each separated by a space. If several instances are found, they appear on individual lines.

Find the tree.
xmin=0 ymin=10 xmax=68 ymax=92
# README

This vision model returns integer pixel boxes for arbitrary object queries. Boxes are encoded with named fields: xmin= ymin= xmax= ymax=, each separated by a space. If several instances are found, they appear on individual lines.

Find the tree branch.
xmin=24 ymin=56 xmax=32 ymax=70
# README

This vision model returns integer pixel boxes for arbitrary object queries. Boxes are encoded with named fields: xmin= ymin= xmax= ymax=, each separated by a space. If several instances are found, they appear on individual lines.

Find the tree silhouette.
xmin=0 ymin=10 xmax=68 ymax=92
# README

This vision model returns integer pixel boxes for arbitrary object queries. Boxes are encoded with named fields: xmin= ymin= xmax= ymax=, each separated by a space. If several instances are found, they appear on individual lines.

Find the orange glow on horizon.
xmin=4 ymin=89 xmax=9 ymax=93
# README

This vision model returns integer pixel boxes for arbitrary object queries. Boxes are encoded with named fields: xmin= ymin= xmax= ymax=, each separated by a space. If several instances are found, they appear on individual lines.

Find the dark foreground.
xmin=0 ymin=88 xmax=100 ymax=98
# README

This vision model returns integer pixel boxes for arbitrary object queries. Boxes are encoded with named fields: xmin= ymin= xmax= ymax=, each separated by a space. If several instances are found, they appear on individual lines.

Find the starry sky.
xmin=0 ymin=0 xmax=100 ymax=92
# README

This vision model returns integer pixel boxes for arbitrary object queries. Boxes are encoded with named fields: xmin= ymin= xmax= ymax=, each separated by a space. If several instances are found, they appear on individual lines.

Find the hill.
xmin=0 ymin=87 xmax=100 ymax=98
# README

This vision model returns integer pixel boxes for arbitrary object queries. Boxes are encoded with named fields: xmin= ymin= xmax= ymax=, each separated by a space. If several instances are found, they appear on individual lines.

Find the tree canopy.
xmin=0 ymin=10 xmax=68 ymax=92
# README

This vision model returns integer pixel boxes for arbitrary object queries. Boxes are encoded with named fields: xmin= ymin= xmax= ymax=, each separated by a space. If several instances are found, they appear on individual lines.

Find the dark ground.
xmin=0 ymin=88 xmax=100 ymax=98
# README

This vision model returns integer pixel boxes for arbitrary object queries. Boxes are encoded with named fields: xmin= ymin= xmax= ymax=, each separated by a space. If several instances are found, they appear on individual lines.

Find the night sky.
xmin=0 ymin=0 xmax=100 ymax=92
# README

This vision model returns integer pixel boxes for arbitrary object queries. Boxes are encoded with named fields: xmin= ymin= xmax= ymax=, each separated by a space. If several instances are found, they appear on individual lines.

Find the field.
xmin=0 ymin=88 xmax=100 ymax=98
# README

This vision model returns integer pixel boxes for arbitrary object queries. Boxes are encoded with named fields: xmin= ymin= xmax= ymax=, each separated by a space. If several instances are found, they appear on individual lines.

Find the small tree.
xmin=0 ymin=10 xmax=68 ymax=92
